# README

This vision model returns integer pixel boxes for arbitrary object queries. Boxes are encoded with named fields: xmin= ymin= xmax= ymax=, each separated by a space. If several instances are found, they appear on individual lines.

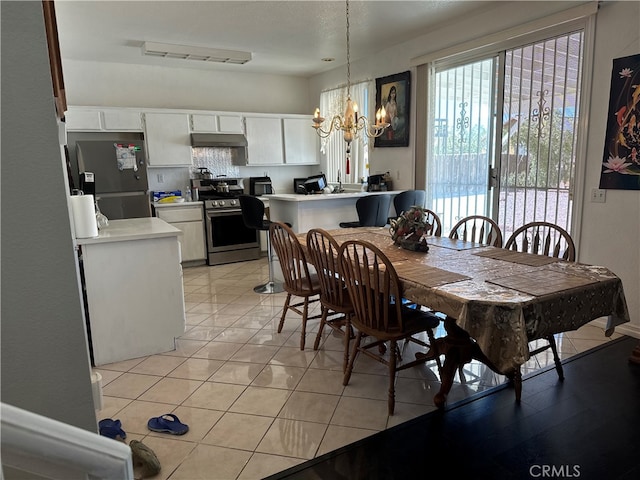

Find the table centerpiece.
xmin=389 ymin=206 xmax=431 ymax=252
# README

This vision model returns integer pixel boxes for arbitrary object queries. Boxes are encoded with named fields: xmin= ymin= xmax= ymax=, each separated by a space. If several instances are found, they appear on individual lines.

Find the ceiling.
xmin=54 ymin=0 xmax=499 ymax=77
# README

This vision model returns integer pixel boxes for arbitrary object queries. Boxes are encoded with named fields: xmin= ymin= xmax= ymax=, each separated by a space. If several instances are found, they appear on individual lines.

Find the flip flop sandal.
xmin=98 ymin=418 xmax=126 ymax=440
xmin=130 ymin=440 xmax=161 ymax=478
xmin=147 ymin=413 xmax=189 ymax=435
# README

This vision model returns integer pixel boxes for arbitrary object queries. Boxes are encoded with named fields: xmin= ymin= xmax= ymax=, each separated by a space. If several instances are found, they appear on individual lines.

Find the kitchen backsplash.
xmin=192 ymin=147 xmax=240 ymax=178
xmin=147 ymin=147 xmax=317 ymax=195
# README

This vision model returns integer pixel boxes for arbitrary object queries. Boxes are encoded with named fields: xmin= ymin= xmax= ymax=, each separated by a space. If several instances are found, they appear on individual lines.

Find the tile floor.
xmin=94 ymin=258 xmax=619 ymax=480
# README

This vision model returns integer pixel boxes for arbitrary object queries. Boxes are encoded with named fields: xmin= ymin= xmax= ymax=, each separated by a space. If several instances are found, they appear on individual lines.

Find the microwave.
xmin=303 ymin=174 xmax=327 ymax=193
xmin=249 ymin=177 xmax=273 ymax=195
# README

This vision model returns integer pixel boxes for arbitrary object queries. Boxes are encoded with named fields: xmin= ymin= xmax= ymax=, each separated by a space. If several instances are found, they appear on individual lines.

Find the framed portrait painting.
xmin=375 ymin=71 xmax=410 ymax=147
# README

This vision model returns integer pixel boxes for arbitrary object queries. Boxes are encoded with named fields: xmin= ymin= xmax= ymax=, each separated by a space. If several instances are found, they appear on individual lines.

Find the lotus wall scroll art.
xmin=600 ymin=53 xmax=640 ymax=190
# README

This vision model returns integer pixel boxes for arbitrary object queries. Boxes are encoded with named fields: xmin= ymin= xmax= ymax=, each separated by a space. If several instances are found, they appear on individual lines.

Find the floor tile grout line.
xmin=93 ymin=257 xmax=614 ymax=479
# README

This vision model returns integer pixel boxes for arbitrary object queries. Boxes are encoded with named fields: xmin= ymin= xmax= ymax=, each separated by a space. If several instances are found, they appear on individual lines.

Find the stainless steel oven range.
xmin=192 ymin=178 xmax=260 ymax=266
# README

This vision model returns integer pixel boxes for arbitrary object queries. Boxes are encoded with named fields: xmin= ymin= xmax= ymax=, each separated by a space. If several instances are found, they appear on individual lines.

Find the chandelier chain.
xmin=311 ymin=0 xmax=388 ymax=146
xmin=346 ymin=0 xmax=350 ymax=98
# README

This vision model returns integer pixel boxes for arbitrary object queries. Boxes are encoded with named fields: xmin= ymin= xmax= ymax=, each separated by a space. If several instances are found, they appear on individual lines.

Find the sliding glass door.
xmin=427 ymin=30 xmax=585 ymax=240
xmin=427 ymin=57 xmax=498 ymax=235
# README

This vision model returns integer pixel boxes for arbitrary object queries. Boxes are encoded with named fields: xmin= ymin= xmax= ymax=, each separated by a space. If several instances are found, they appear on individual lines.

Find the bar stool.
xmin=239 ymin=195 xmax=285 ymax=294
xmin=339 ymin=194 xmax=391 ymax=228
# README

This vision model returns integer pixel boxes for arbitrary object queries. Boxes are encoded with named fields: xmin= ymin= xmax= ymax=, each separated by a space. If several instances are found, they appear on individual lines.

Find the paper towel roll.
xmin=91 ymin=371 xmax=103 ymax=411
xmin=70 ymin=194 xmax=99 ymax=238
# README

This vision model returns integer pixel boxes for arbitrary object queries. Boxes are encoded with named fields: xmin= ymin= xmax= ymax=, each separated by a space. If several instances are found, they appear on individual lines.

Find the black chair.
xmin=392 ymin=189 xmax=426 ymax=217
xmin=239 ymin=195 xmax=284 ymax=294
xmin=339 ymin=195 xmax=391 ymax=228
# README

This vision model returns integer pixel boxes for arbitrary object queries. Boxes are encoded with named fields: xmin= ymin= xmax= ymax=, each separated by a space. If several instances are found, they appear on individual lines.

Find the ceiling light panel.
xmin=142 ymin=42 xmax=252 ymax=64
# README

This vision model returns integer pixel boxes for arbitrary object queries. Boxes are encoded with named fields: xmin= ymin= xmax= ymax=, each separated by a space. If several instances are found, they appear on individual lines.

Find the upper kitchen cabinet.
xmin=283 ymin=117 xmax=319 ymax=165
xmin=143 ymin=113 xmax=193 ymax=167
xmin=102 ymin=109 xmax=143 ymax=131
xmin=65 ymin=106 xmax=143 ymax=132
xmin=190 ymin=113 xmax=244 ymax=133
xmin=218 ymin=115 xmax=244 ymax=133
xmin=245 ymin=116 xmax=284 ymax=165
xmin=65 ymin=108 xmax=102 ymax=131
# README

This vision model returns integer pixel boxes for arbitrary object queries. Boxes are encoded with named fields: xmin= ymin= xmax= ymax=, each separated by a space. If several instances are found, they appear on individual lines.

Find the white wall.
xmin=63 ymin=59 xmax=313 ymax=114
xmin=1 ymin=2 xmax=97 ymax=431
xmin=578 ymin=0 xmax=640 ymax=337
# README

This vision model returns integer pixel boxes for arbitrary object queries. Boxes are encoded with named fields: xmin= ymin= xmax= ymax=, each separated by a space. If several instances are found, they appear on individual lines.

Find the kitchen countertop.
xmin=267 ymin=191 xmax=403 ymax=233
xmin=266 ymin=191 xmax=401 ymax=202
xmin=76 ymin=217 xmax=182 ymax=245
xmin=152 ymin=201 xmax=203 ymax=209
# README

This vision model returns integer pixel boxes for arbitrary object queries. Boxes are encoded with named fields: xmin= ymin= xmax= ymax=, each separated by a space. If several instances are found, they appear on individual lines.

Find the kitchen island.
xmin=267 ymin=191 xmax=402 ymax=233
xmin=76 ymin=218 xmax=185 ymax=366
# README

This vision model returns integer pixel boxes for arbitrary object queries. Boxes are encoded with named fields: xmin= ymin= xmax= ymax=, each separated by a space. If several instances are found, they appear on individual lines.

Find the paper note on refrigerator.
xmin=114 ymin=143 xmax=138 ymax=171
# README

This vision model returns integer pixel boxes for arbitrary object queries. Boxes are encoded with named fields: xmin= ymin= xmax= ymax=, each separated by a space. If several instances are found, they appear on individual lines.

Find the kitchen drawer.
xmin=157 ymin=206 xmax=202 ymax=223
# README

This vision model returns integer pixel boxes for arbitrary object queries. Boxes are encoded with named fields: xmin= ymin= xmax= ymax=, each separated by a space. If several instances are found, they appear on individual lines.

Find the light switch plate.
xmin=591 ymin=188 xmax=606 ymax=203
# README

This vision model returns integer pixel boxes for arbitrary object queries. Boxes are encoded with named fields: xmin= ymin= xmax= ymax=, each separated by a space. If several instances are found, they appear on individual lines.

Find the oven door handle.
xmin=206 ymin=208 xmax=243 ymax=217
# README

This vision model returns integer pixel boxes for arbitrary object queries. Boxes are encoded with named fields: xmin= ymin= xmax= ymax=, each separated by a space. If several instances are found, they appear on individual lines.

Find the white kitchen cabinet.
xmin=283 ymin=117 xmax=319 ymax=164
xmin=190 ymin=113 xmax=244 ymax=133
xmin=245 ymin=116 xmax=284 ymax=165
xmin=218 ymin=115 xmax=244 ymax=133
xmin=144 ymin=113 xmax=193 ymax=166
xmin=65 ymin=108 xmax=102 ymax=131
xmin=77 ymin=218 xmax=185 ymax=366
xmin=65 ymin=107 xmax=143 ymax=132
xmin=190 ymin=114 xmax=217 ymax=132
xmin=154 ymin=203 xmax=206 ymax=263
xmin=102 ymin=109 xmax=143 ymax=131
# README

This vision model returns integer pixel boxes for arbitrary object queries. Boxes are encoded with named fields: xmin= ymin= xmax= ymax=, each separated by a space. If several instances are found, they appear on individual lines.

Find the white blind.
xmin=319 ymin=80 xmax=372 ymax=184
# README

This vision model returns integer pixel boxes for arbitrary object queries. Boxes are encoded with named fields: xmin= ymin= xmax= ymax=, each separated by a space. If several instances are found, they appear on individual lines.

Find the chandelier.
xmin=312 ymin=0 xmax=389 ymax=173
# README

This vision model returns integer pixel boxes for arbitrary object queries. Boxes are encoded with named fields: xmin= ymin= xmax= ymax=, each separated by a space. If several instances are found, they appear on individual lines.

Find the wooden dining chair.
xmin=269 ymin=222 xmax=321 ymax=350
xmin=503 ymin=221 xmax=577 ymax=398
xmin=306 ymin=228 xmax=355 ymax=372
xmin=338 ymin=239 xmax=442 ymax=415
xmin=422 ymin=208 xmax=442 ymax=236
xmin=448 ymin=215 xmax=503 ymax=247
xmin=504 ymin=221 xmax=575 ymax=260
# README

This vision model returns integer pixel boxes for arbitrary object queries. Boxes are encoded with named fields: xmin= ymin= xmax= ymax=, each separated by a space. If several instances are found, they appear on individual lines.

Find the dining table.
xmin=296 ymin=227 xmax=631 ymax=407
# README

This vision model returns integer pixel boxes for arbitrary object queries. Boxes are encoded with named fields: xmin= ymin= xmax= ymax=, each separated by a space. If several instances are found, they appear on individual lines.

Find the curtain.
xmin=319 ymin=81 xmax=372 ymax=184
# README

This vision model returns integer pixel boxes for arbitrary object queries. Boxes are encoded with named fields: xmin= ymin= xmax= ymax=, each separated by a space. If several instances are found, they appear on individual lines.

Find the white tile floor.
xmin=95 ymin=258 xmax=619 ymax=480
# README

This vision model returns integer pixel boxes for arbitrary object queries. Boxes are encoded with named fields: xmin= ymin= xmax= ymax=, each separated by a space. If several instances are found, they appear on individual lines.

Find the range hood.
xmin=190 ymin=133 xmax=248 ymax=148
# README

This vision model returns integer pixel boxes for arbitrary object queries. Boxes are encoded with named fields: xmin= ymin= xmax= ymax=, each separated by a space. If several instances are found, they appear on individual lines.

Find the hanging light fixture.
xmin=312 ymin=0 xmax=389 ymax=174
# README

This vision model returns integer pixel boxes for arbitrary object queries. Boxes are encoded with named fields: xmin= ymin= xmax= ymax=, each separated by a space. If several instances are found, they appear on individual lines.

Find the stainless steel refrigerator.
xmin=76 ymin=140 xmax=151 ymax=219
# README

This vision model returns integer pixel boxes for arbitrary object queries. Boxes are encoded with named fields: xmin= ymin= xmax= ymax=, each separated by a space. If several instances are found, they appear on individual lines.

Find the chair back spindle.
xmin=449 ymin=215 xmax=503 ymax=247
xmin=306 ymin=229 xmax=349 ymax=311
xmin=339 ymin=240 xmax=404 ymax=335
xmin=270 ymin=222 xmax=315 ymax=292
xmin=505 ymin=221 xmax=575 ymax=261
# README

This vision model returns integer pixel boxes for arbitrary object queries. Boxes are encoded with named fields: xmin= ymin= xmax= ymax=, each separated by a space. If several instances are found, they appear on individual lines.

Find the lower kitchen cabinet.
xmin=154 ymin=203 xmax=206 ymax=263
xmin=77 ymin=218 xmax=186 ymax=366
